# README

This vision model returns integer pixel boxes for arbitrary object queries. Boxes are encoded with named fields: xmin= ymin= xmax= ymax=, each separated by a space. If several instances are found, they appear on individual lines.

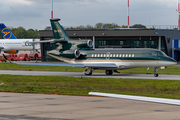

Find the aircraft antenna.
xmin=51 ymin=0 xmax=53 ymax=19
xmin=127 ymin=0 xmax=130 ymax=28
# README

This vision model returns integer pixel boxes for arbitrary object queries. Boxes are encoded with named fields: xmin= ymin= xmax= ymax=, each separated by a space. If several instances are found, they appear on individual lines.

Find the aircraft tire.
xmin=154 ymin=73 xmax=158 ymax=77
xmin=106 ymin=70 xmax=113 ymax=75
xmin=84 ymin=70 xmax=92 ymax=75
xmin=85 ymin=72 xmax=92 ymax=75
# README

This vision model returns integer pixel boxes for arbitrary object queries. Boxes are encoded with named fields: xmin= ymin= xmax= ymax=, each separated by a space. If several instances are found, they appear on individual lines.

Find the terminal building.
xmin=39 ymin=29 xmax=180 ymax=62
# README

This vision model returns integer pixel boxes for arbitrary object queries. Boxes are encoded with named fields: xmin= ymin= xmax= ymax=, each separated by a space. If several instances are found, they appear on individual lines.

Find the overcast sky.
xmin=0 ymin=0 xmax=178 ymax=30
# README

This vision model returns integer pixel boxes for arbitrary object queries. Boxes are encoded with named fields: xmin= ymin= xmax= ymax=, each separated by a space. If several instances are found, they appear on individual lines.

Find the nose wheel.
xmin=84 ymin=68 xmax=92 ymax=75
xmin=153 ymin=67 xmax=158 ymax=77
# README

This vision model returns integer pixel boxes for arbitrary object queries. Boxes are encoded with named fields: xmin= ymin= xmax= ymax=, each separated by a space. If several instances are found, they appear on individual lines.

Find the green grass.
xmin=0 ymin=75 xmax=180 ymax=99
xmin=0 ymin=63 xmax=180 ymax=75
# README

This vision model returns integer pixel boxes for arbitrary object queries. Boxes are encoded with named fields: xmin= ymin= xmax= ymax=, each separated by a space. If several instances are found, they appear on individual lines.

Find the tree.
xmin=45 ymin=26 xmax=52 ymax=30
xmin=8 ymin=27 xmax=39 ymax=39
xmin=27 ymin=29 xmax=35 ymax=38
xmin=86 ymin=25 xmax=93 ymax=29
xmin=130 ymin=24 xmax=146 ymax=29
xmin=95 ymin=23 xmax=103 ymax=29
xmin=103 ymin=23 xmax=119 ymax=29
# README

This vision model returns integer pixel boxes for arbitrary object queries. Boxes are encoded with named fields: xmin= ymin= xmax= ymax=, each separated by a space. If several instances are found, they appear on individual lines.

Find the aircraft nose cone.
xmin=170 ymin=58 xmax=177 ymax=65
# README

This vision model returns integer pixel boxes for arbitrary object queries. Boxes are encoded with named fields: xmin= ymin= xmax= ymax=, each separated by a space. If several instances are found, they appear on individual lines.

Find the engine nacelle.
xmin=76 ymin=39 xmax=93 ymax=49
xmin=87 ymin=40 xmax=93 ymax=48
xmin=4 ymin=50 xmax=19 ymax=54
xmin=74 ymin=49 xmax=80 ymax=58
xmin=60 ymin=49 xmax=80 ymax=58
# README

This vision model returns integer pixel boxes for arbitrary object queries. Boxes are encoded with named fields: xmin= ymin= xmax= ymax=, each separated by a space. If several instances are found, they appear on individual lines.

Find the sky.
xmin=0 ymin=0 xmax=178 ymax=30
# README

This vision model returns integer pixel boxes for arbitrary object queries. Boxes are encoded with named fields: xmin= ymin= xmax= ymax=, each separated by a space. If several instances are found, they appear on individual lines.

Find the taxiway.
xmin=0 ymin=92 xmax=180 ymax=120
xmin=0 ymin=70 xmax=180 ymax=80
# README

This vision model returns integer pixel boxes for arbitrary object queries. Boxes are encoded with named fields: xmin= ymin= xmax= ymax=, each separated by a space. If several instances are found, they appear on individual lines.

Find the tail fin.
xmin=50 ymin=19 xmax=70 ymax=40
xmin=0 ymin=23 xmax=17 ymax=39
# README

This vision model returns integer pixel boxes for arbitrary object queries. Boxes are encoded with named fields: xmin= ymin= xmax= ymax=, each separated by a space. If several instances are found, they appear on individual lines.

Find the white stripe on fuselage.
xmin=0 ymin=39 xmax=39 ymax=50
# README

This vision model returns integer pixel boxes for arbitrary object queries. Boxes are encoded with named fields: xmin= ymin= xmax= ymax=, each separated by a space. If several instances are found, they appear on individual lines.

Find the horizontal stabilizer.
xmin=27 ymin=38 xmax=66 ymax=44
xmin=89 ymin=92 xmax=180 ymax=106
xmin=17 ymin=63 xmax=117 ymax=68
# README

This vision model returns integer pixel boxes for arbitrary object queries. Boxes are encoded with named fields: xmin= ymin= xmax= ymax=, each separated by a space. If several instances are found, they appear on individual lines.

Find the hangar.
xmin=39 ymin=29 xmax=180 ymax=62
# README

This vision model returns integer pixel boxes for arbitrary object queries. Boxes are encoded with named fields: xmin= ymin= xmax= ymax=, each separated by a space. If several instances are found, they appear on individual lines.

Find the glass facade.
xmin=95 ymin=36 xmax=167 ymax=54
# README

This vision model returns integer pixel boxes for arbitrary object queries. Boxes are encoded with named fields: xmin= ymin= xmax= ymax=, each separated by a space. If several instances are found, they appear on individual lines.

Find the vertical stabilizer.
xmin=0 ymin=23 xmax=17 ymax=39
xmin=50 ymin=19 xmax=71 ymax=40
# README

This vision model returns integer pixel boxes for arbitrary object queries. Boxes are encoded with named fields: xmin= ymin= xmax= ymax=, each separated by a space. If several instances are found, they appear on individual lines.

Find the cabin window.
xmin=95 ymin=54 xmax=97 ymax=57
xmin=122 ymin=54 xmax=125 ymax=57
xmin=129 ymin=54 xmax=131 ymax=57
xmin=132 ymin=54 xmax=135 ymax=57
xmin=92 ymin=54 xmax=94 ymax=57
xmin=113 ymin=54 xmax=116 ymax=57
xmin=119 ymin=54 xmax=122 ymax=57
xmin=116 ymin=54 xmax=118 ymax=57
xmin=110 ymin=54 xmax=112 ymax=57
xmin=126 ymin=54 xmax=128 ymax=57
xmin=104 ymin=54 xmax=106 ymax=57
xmin=98 ymin=54 xmax=100 ymax=57
xmin=101 ymin=54 xmax=103 ymax=57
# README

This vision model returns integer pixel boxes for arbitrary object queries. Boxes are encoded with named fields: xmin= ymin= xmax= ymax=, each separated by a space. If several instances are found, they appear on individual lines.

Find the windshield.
xmin=152 ymin=51 xmax=167 ymax=57
xmin=158 ymin=51 xmax=167 ymax=57
xmin=152 ymin=52 xmax=158 ymax=56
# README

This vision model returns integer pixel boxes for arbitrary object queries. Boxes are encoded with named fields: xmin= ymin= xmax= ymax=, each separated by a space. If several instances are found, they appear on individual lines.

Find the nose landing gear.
xmin=84 ymin=67 xmax=92 ymax=75
xmin=153 ymin=67 xmax=158 ymax=77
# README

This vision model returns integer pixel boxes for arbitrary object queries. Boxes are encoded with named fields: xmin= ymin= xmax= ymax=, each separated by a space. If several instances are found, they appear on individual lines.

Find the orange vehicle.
xmin=29 ymin=53 xmax=38 ymax=61
xmin=16 ymin=54 xmax=29 ymax=61
xmin=0 ymin=55 xmax=6 ymax=62
xmin=7 ymin=54 xmax=17 ymax=61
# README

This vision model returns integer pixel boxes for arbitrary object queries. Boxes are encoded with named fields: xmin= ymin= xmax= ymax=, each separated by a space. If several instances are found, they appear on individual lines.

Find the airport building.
xmin=39 ymin=29 xmax=180 ymax=62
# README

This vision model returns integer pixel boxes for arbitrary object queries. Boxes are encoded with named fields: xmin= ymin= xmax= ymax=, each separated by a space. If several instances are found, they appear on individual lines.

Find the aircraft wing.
xmin=89 ymin=92 xmax=180 ymax=106
xmin=16 ymin=63 xmax=117 ymax=68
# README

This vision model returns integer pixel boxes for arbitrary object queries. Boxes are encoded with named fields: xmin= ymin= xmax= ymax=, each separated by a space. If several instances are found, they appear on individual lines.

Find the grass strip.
xmin=0 ymin=75 xmax=180 ymax=99
xmin=0 ymin=63 xmax=180 ymax=75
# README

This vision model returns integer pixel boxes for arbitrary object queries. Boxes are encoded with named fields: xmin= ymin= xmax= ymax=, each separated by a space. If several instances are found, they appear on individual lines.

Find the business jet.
xmin=0 ymin=23 xmax=40 ymax=54
xmin=18 ymin=18 xmax=177 ymax=77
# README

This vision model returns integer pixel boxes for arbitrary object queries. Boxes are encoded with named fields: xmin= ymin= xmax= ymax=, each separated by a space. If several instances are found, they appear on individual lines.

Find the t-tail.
xmin=0 ymin=23 xmax=17 ymax=39
xmin=50 ymin=18 xmax=71 ymax=40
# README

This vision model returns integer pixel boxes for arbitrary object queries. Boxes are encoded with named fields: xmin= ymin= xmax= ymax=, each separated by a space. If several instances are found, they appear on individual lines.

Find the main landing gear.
xmin=153 ymin=67 xmax=158 ymax=77
xmin=84 ymin=68 xmax=119 ymax=76
xmin=105 ymin=70 xmax=113 ymax=75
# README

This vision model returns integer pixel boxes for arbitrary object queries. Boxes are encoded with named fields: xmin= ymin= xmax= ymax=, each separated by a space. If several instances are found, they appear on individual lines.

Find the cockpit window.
xmin=158 ymin=51 xmax=167 ymax=57
xmin=152 ymin=52 xmax=158 ymax=56
xmin=158 ymin=52 xmax=163 ymax=56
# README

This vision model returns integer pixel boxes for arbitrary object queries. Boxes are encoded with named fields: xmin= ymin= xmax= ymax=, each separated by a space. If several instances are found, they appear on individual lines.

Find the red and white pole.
xmin=178 ymin=0 xmax=180 ymax=30
xmin=51 ymin=0 xmax=53 ymax=19
xmin=127 ymin=0 xmax=130 ymax=28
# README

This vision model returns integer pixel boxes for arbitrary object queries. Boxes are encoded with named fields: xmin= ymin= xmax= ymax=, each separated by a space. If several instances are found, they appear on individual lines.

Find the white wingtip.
xmin=89 ymin=92 xmax=180 ymax=106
